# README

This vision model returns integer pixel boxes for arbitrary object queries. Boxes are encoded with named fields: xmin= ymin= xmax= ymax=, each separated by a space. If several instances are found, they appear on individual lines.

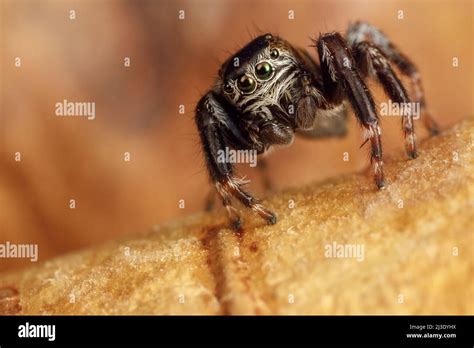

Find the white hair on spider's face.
xmin=239 ymin=48 xmax=301 ymax=119
xmin=219 ymin=37 xmax=305 ymax=122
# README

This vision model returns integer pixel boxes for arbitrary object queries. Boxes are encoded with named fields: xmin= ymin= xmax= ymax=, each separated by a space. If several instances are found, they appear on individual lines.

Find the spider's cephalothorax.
xmin=195 ymin=22 xmax=439 ymax=230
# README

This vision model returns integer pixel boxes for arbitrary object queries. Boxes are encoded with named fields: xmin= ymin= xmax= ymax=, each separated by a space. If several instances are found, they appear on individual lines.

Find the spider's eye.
xmin=270 ymin=48 xmax=279 ymax=59
xmin=255 ymin=62 xmax=274 ymax=80
xmin=223 ymin=81 xmax=233 ymax=93
xmin=237 ymin=74 xmax=256 ymax=94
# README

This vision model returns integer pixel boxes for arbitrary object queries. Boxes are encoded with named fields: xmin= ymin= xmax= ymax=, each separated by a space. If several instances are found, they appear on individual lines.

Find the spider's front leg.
xmin=195 ymin=92 xmax=277 ymax=229
xmin=317 ymin=32 xmax=385 ymax=188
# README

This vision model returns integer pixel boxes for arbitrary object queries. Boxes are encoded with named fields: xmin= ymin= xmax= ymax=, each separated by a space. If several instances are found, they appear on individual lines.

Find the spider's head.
xmin=218 ymin=34 xmax=300 ymax=112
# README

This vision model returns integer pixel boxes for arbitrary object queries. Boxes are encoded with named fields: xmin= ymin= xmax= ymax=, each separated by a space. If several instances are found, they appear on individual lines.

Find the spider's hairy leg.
xmin=258 ymin=157 xmax=273 ymax=192
xmin=317 ymin=32 xmax=385 ymax=188
xmin=217 ymin=176 xmax=277 ymax=227
xmin=347 ymin=21 xmax=440 ymax=135
xmin=353 ymin=41 xmax=417 ymax=158
xmin=256 ymin=123 xmax=294 ymax=193
xmin=204 ymin=184 xmax=217 ymax=211
xmin=195 ymin=92 xmax=277 ymax=229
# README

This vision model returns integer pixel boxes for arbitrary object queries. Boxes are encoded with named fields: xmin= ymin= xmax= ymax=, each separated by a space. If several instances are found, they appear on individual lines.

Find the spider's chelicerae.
xmin=195 ymin=21 xmax=439 ymax=230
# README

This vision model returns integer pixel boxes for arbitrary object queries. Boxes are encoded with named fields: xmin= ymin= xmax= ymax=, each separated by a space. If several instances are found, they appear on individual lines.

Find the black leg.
xmin=195 ymin=92 xmax=277 ymax=228
xmin=353 ymin=41 xmax=417 ymax=158
xmin=258 ymin=158 xmax=273 ymax=192
xmin=204 ymin=184 xmax=216 ymax=211
xmin=347 ymin=21 xmax=439 ymax=135
xmin=316 ymin=32 xmax=385 ymax=188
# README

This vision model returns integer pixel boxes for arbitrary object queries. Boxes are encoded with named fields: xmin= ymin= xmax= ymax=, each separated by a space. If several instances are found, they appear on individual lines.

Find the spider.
xmin=195 ymin=21 xmax=439 ymax=230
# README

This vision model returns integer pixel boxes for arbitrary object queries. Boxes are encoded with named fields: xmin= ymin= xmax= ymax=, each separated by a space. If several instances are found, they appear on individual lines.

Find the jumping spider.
xmin=195 ymin=21 xmax=439 ymax=230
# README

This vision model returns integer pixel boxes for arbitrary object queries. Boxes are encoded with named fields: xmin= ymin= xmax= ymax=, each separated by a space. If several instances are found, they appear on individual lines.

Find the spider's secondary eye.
xmin=270 ymin=48 xmax=279 ymax=59
xmin=223 ymin=81 xmax=233 ymax=93
xmin=237 ymin=74 xmax=256 ymax=94
xmin=255 ymin=62 xmax=274 ymax=80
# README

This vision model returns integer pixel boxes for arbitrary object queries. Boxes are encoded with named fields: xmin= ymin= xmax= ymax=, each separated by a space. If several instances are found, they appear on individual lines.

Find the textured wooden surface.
xmin=1 ymin=1 xmax=472 ymax=272
xmin=0 ymin=120 xmax=472 ymax=315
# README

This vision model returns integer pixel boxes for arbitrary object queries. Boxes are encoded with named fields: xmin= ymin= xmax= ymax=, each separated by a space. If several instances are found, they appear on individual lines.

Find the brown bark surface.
xmin=1 ymin=121 xmax=472 ymax=315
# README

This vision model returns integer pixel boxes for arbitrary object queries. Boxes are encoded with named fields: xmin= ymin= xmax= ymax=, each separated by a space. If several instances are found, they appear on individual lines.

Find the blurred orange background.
xmin=0 ymin=0 xmax=472 ymax=271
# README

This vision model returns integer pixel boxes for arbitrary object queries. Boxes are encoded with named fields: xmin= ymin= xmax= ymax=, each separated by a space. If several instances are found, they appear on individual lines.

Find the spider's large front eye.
xmin=237 ymin=74 xmax=257 ymax=94
xmin=255 ymin=62 xmax=274 ymax=80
